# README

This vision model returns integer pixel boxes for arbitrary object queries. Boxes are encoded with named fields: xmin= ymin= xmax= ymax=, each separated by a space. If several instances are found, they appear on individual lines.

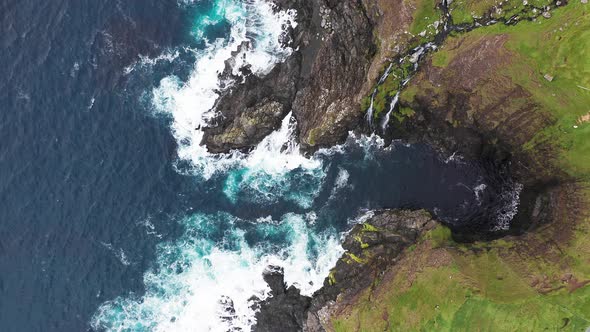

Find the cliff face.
xmin=202 ymin=0 xmax=375 ymax=153
xmin=300 ymin=2 xmax=590 ymax=331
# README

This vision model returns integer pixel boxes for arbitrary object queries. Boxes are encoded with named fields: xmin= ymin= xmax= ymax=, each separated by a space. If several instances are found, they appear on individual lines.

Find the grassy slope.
xmin=332 ymin=3 xmax=590 ymax=331
xmin=332 ymin=217 xmax=590 ymax=331
xmin=430 ymin=3 xmax=590 ymax=177
xmin=450 ymin=0 xmax=554 ymax=25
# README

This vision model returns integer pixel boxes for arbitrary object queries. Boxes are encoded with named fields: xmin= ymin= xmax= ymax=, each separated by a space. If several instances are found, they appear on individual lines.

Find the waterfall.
xmin=365 ymin=63 xmax=394 ymax=126
xmin=381 ymin=92 xmax=400 ymax=131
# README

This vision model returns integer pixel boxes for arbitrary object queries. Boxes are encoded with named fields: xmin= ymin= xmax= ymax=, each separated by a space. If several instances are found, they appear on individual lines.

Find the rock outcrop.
xmin=202 ymin=0 xmax=376 ymax=153
xmin=254 ymin=266 xmax=312 ymax=332
xmin=253 ymin=209 xmax=437 ymax=332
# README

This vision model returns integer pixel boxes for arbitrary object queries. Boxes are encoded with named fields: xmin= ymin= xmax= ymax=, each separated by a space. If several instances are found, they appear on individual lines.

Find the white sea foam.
xmin=91 ymin=213 xmax=342 ymax=332
xmin=152 ymin=0 xmax=297 ymax=179
xmin=492 ymin=182 xmax=524 ymax=231
xmin=329 ymin=167 xmax=351 ymax=198
xmin=100 ymin=242 xmax=132 ymax=266
xmin=123 ymin=49 xmax=182 ymax=75
xmin=92 ymin=3 xmax=343 ymax=331
xmin=222 ymin=113 xmax=324 ymax=208
xmin=473 ymin=183 xmax=487 ymax=205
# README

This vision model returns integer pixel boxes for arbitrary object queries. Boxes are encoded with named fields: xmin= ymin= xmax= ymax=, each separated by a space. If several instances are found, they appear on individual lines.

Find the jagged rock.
xmin=202 ymin=99 xmax=286 ymax=152
xmin=254 ymin=266 xmax=312 ymax=332
xmin=201 ymin=0 xmax=375 ymax=153
xmin=252 ymin=210 xmax=437 ymax=332
xmin=293 ymin=0 xmax=375 ymax=151
xmin=303 ymin=210 xmax=436 ymax=330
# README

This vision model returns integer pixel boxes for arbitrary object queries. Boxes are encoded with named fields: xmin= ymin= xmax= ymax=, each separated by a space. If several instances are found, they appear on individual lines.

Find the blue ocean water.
xmin=0 ymin=1 xmax=521 ymax=331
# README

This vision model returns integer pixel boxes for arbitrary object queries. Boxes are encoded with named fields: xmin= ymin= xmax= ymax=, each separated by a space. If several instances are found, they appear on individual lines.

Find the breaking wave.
xmin=92 ymin=213 xmax=342 ymax=332
xmin=91 ymin=2 xmax=335 ymax=331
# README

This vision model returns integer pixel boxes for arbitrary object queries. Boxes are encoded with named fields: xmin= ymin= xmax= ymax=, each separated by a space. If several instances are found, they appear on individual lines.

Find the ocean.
xmin=0 ymin=0 xmax=521 ymax=331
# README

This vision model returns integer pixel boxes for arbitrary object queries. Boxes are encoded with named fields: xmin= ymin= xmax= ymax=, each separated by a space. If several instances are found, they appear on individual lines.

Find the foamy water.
xmin=91 ymin=2 xmax=339 ymax=331
xmin=151 ymin=0 xmax=297 ymax=179
xmin=92 ymin=213 xmax=342 ymax=332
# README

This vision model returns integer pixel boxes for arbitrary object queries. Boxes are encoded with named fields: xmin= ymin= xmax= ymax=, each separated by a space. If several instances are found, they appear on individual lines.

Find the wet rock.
xmin=293 ymin=1 xmax=375 ymax=152
xmin=218 ymin=296 xmax=237 ymax=323
xmin=254 ymin=266 xmax=312 ymax=332
xmin=201 ymin=0 xmax=375 ymax=153
xmin=202 ymin=99 xmax=286 ymax=152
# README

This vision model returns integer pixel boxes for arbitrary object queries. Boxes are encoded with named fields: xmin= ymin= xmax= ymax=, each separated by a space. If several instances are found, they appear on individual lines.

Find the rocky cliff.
xmin=253 ymin=210 xmax=437 ymax=332
xmin=199 ymin=0 xmax=590 ymax=330
xmin=202 ymin=0 xmax=375 ymax=153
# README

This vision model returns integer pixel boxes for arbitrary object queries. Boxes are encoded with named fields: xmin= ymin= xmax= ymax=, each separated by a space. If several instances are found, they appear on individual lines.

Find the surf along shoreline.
xmin=231 ymin=0 xmax=590 ymax=330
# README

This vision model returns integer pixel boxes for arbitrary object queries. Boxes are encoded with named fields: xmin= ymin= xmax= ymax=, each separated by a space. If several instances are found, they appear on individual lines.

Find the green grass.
xmin=481 ymin=2 xmax=590 ymax=178
xmin=449 ymin=0 xmax=554 ymax=25
xmin=412 ymin=3 xmax=590 ymax=179
xmin=409 ymin=0 xmax=443 ymax=37
xmin=365 ymin=59 xmax=416 ymax=122
xmin=424 ymin=225 xmax=453 ymax=247
xmin=331 ymin=230 xmax=590 ymax=331
xmin=329 ymin=3 xmax=590 ymax=331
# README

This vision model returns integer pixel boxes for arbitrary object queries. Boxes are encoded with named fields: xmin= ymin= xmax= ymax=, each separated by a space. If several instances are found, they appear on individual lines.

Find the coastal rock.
xmin=396 ymin=34 xmax=559 ymax=185
xmin=202 ymin=99 xmax=287 ymax=152
xmin=304 ymin=210 xmax=436 ymax=331
xmin=293 ymin=0 xmax=375 ymax=151
xmin=254 ymin=266 xmax=312 ymax=332
xmin=201 ymin=0 xmax=376 ymax=153
xmin=252 ymin=210 xmax=437 ymax=332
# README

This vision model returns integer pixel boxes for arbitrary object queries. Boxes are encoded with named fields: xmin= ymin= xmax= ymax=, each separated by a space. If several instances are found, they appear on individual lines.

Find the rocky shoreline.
xmin=253 ymin=210 xmax=437 ymax=332
xmin=196 ymin=0 xmax=590 ymax=330
xmin=202 ymin=0 xmax=375 ymax=153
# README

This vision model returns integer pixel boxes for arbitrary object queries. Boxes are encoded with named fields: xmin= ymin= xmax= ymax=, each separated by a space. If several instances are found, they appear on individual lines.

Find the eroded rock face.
xmin=203 ymin=99 xmax=286 ymax=153
xmin=304 ymin=210 xmax=436 ymax=331
xmin=201 ymin=0 xmax=375 ymax=153
xmin=293 ymin=0 xmax=375 ymax=151
xmin=397 ymin=34 xmax=558 ymax=185
xmin=252 ymin=210 xmax=437 ymax=332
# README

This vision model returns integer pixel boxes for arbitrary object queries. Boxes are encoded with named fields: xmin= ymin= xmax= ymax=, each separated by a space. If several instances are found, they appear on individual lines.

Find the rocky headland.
xmin=201 ymin=0 xmax=590 ymax=330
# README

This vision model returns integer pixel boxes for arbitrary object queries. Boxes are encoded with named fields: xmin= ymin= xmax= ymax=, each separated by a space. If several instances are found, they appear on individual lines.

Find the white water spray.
xmin=381 ymin=92 xmax=400 ymax=131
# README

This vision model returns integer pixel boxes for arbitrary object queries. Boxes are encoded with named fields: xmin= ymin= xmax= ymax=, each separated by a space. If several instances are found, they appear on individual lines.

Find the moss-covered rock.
xmin=303 ymin=210 xmax=437 ymax=330
xmin=202 ymin=100 xmax=286 ymax=152
xmin=330 ymin=184 xmax=590 ymax=332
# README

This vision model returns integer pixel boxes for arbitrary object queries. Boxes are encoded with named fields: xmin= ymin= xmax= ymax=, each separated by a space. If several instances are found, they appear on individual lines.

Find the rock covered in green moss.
xmin=304 ymin=209 xmax=437 ymax=331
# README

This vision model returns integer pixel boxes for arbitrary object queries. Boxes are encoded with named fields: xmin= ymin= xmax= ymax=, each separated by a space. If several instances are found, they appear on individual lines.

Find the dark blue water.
xmin=0 ymin=1 xmax=519 ymax=331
